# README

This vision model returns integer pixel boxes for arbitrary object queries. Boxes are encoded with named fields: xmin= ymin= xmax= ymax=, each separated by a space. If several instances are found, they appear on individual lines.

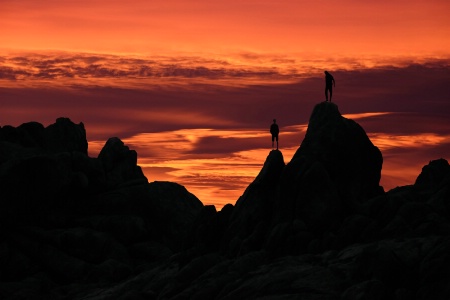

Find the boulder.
xmin=415 ymin=158 xmax=450 ymax=193
xmin=98 ymin=137 xmax=146 ymax=186
xmin=44 ymin=118 xmax=88 ymax=154
xmin=223 ymin=150 xmax=285 ymax=255
xmin=1 ymin=106 xmax=450 ymax=299
xmin=277 ymin=102 xmax=383 ymax=232
xmin=147 ymin=181 xmax=204 ymax=250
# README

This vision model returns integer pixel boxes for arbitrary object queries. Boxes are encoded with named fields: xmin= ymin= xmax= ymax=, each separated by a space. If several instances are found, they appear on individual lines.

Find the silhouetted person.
xmin=270 ymin=119 xmax=279 ymax=150
xmin=324 ymin=71 xmax=335 ymax=102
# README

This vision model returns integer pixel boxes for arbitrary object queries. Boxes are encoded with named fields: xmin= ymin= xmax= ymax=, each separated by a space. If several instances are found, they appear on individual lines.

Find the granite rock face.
xmin=98 ymin=137 xmax=146 ymax=187
xmin=277 ymin=102 xmax=383 ymax=233
xmin=0 ymin=117 xmax=87 ymax=155
xmin=1 ymin=105 xmax=450 ymax=299
xmin=295 ymin=102 xmax=383 ymax=200
xmin=223 ymin=150 xmax=285 ymax=255
xmin=0 ymin=118 xmax=204 ymax=299
xmin=220 ymin=102 xmax=385 ymax=258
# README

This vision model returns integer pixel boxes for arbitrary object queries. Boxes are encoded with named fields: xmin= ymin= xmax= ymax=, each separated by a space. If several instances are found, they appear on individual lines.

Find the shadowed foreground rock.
xmin=1 ymin=104 xmax=449 ymax=299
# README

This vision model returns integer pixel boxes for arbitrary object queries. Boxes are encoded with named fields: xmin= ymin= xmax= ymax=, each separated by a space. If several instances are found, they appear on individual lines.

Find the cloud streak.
xmin=2 ymin=52 xmax=449 ymax=89
xmin=1 ymin=52 xmax=449 ymax=209
xmin=0 ymin=52 xmax=304 ymax=85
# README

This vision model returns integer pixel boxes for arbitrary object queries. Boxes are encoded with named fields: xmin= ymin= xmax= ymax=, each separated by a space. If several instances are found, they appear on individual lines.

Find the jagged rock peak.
xmin=223 ymin=149 xmax=285 ymax=255
xmin=98 ymin=137 xmax=147 ymax=186
xmin=235 ymin=149 xmax=285 ymax=209
xmin=253 ymin=149 xmax=285 ymax=185
xmin=291 ymin=101 xmax=383 ymax=201
xmin=415 ymin=158 xmax=450 ymax=191
xmin=0 ymin=117 xmax=87 ymax=155
xmin=307 ymin=101 xmax=343 ymax=132
xmin=45 ymin=117 xmax=88 ymax=154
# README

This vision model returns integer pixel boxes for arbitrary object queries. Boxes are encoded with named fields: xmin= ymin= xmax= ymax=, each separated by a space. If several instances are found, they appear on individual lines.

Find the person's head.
xmin=324 ymin=71 xmax=329 ymax=75
xmin=273 ymin=119 xmax=276 ymax=123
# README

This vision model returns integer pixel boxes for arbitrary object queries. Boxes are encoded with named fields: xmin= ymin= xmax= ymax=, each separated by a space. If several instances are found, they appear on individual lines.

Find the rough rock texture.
xmin=0 ymin=118 xmax=204 ymax=299
xmin=1 ymin=104 xmax=450 ymax=299
xmin=98 ymin=137 xmax=146 ymax=187
xmin=223 ymin=150 xmax=285 ymax=255
xmin=277 ymin=102 xmax=383 ymax=233
xmin=0 ymin=117 xmax=87 ymax=155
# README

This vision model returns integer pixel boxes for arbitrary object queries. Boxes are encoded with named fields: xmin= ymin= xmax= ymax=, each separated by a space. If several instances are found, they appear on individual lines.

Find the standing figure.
xmin=270 ymin=119 xmax=279 ymax=150
xmin=324 ymin=71 xmax=336 ymax=102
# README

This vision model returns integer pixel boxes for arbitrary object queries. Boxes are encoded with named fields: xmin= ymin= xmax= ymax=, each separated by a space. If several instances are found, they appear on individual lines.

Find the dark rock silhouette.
xmin=98 ymin=137 xmax=146 ymax=187
xmin=223 ymin=149 xmax=285 ymax=255
xmin=45 ymin=117 xmax=88 ymax=154
xmin=0 ymin=117 xmax=87 ymax=154
xmin=277 ymin=102 xmax=383 ymax=233
xmin=0 ymin=118 xmax=204 ymax=298
xmin=1 ymin=104 xmax=449 ymax=299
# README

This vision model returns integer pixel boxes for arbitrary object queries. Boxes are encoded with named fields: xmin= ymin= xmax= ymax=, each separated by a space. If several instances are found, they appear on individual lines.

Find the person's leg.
xmin=329 ymin=87 xmax=332 ymax=102
xmin=272 ymin=136 xmax=274 ymax=149
xmin=325 ymin=87 xmax=328 ymax=101
xmin=276 ymin=136 xmax=278 ymax=150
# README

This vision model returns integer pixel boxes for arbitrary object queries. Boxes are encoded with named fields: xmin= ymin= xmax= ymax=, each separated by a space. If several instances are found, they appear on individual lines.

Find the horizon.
xmin=1 ymin=0 xmax=449 ymax=209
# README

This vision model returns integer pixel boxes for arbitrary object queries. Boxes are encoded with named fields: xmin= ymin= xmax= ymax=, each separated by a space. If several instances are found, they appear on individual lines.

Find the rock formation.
xmin=1 ymin=103 xmax=449 ymax=299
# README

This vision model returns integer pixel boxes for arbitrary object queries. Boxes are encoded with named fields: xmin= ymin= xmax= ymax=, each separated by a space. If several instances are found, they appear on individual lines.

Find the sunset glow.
xmin=1 ymin=0 xmax=449 ymax=209
xmin=2 ymin=1 xmax=450 ymax=56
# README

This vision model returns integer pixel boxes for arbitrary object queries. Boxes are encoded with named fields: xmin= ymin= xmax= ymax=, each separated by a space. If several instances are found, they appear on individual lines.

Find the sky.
xmin=1 ymin=0 xmax=450 ymax=209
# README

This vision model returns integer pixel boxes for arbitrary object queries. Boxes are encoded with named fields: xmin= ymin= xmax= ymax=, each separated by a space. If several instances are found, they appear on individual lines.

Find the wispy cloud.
xmin=342 ymin=112 xmax=392 ymax=120
xmin=1 ymin=53 xmax=449 ymax=209
xmin=87 ymin=115 xmax=450 ymax=208
xmin=2 ymin=51 xmax=449 ymax=89
xmin=88 ymin=126 xmax=302 ymax=207
xmin=369 ymin=133 xmax=450 ymax=151
xmin=0 ymin=52 xmax=304 ymax=86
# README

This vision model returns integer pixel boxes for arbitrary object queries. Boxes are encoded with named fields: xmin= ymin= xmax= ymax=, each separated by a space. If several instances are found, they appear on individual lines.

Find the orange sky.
xmin=2 ymin=0 xmax=450 ymax=56
xmin=1 ymin=0 xmax=450 ymax=209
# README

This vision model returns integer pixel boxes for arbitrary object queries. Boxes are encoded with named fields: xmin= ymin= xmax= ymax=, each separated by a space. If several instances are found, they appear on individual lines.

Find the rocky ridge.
xmin=1 ymin=103 xmax=449 ymax=299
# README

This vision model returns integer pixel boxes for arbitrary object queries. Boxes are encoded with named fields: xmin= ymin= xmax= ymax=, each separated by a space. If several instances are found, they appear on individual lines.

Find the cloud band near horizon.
xmin=1 ymin=52 xmax=449 ymax=209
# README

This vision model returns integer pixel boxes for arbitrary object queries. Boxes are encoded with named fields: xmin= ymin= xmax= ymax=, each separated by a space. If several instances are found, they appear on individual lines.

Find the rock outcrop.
xmin=98 ymin=137 xmax=146 ymax=187
xmin=1 ymin=103 xmax=449 ymax=300
xmin=0 ymin=117 xmax=87 ymax=155
xmin=223 ymin=150 xmax=285 ymax=255
xmin=277 ymin=102 xmax=383 ymax=231
xmin=219 ymin=102 xmax=385 ymax=258
xmin=0 ymin=118 xmax=204 ymax=299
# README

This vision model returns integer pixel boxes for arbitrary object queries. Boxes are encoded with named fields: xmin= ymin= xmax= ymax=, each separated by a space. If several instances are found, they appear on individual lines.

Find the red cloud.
xmin=1 ymin=53 xmax=449 ymax=209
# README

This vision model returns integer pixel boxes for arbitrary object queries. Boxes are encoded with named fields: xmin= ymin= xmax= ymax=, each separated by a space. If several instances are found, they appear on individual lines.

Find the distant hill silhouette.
xmin=0 ymin=103 xmax=449 ymax=299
